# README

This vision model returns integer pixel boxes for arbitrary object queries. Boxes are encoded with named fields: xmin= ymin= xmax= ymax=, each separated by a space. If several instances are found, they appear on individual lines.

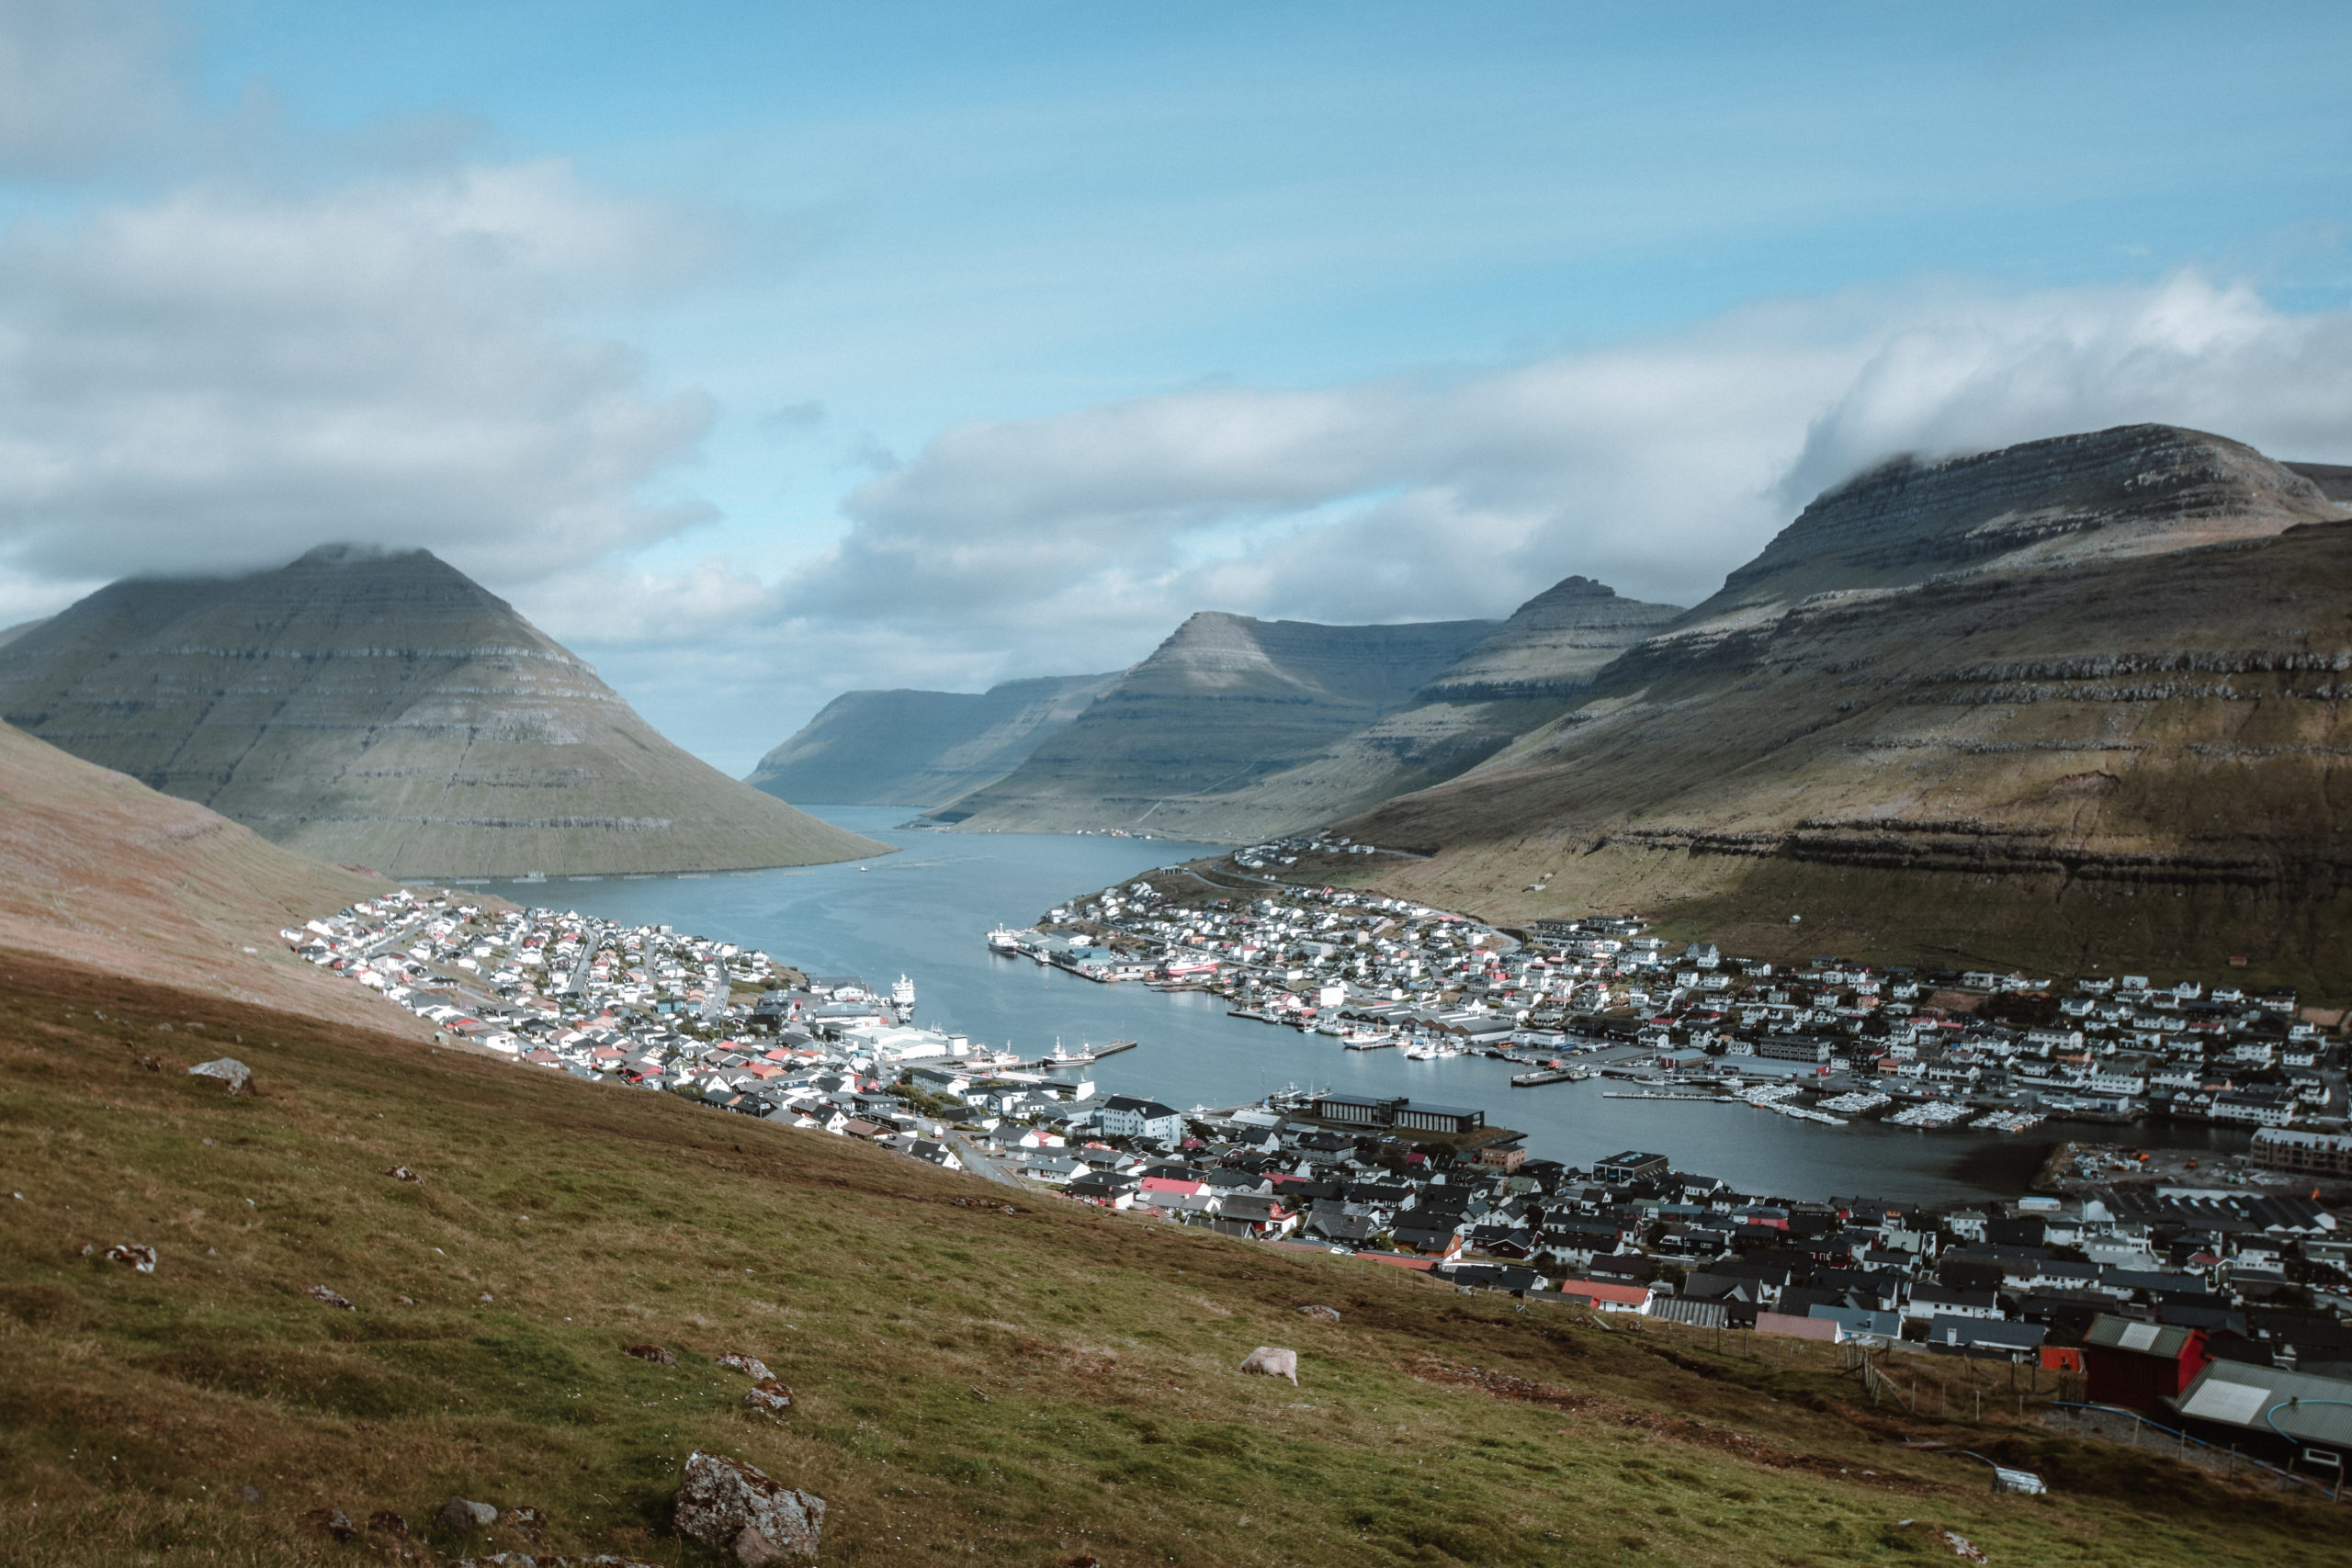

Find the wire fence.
xmin=2041 ymin=1402 xmax=2335 ymax=1496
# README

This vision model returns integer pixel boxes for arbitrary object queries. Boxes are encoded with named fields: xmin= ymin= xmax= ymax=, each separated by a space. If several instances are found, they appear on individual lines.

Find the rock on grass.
xmin=673 ymin=1450 xmax=824 ymax=1562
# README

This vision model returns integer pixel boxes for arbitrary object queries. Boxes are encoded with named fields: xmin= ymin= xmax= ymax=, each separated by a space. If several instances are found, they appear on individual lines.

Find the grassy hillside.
xmin=0 ymin=721 xmax=420 ymax=1035
xmin=0 ymin=946 xmax=2334 ymax=1567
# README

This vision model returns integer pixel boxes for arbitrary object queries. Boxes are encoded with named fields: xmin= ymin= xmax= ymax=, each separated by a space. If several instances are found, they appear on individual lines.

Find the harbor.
xmin=456 ymin=808 xmax=2291 ymax=1206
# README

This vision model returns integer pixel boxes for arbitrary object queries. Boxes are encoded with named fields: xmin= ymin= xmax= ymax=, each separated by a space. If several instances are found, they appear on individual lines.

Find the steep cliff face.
xmin=0 ymin=547 xmax=885 ymax=878
xmin=933 ymin=612 xmax=1496 ymax=839
xmin=746 ymin=671 xmax=1120 ymax=809
xmin=1345 ymin=426 xmax=2352 ymax=986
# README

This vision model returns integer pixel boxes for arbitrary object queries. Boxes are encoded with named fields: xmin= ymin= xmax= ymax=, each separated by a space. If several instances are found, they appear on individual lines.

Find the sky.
xmin=1 ymin=1 xmax=2349 ymax=773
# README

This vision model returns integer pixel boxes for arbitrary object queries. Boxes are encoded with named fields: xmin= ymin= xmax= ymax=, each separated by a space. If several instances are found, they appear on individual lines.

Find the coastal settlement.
xmin=289 ymin=879 xmax=2352 ymax=1481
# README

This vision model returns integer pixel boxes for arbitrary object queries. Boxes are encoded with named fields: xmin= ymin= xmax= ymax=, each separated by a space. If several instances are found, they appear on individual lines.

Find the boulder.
xmin=1296 ymin=1304 xmax=1340 ymax=1324
xmin=744 ymin=1378 xmax=794 ymax=1416
xmin=715 ymin=1352 xmax=773 ymax=1381
xmin=188 ymin=1057 xmax=254 ymax=1095
xmin=625 ymin=1342 xmax=676 ymax=1367
xmin=1240 ymin=1346 xmax=1299 ymax=1384
xmin=436 ymin=1495 xmax=500 ymax=1530
xmin=105 ymin=1243 xmax=157 ymax=1273
xmin=673 ymin=1450 xmax=824 ymax=1562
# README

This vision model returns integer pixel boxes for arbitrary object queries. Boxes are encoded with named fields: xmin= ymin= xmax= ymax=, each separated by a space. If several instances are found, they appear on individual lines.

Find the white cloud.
xmin=0 ymin=0 xmax=183 ymax=175
xmin=548 ymin=269 xmax=2352 ymax=772
xmin=779 ymin=271 xmax=2351 ymax=643
xmin=0 ymin=161 xmax=716 ymax=590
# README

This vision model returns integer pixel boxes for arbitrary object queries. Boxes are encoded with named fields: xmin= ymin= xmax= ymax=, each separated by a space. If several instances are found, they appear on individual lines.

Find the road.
xmin=946 ymin=1132 xmax=1027 ymax=1190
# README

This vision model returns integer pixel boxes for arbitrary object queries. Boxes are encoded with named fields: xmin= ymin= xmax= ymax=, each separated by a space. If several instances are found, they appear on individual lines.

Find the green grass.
xmin=0 ymin=947 xmax=2339 ymax=1567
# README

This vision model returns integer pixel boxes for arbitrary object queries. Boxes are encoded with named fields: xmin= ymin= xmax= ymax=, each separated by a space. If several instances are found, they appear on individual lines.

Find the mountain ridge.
xmin=928 ymin=610 xmax=1499 ymax=838
xmin=1340 ymin=424 xmax=2352 ymax=981
xmin=746 ymin=671 xmax=1120 ymax=809
xmin=0 ymin=545 xmax=887 ymax=878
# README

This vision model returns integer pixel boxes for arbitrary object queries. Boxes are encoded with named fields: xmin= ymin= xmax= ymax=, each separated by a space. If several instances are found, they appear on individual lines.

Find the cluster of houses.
xmin=288 ymin=888 xmax=2352 ymax=1469
xmin=1022 ymin=862 xmax=2346 ymax=1137
xmin=989 ymin=1083 xmax=2352 ymax=1465
xmin=285 ymin=891 xmax=1053 ymax=1170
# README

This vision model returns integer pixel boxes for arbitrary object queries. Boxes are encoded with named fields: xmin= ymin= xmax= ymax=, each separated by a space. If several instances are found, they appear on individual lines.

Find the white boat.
xmin=986 ymin=927 xmax=1024 ymax=953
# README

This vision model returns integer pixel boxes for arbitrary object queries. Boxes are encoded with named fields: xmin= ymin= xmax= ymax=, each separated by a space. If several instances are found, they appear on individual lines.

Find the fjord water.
xmin=481 ymin=807 xmax=2245 ymax=1206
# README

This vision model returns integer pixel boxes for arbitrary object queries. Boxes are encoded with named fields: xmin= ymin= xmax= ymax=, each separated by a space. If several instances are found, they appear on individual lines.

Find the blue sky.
xmin=2 ymin=1 xmax=2349 ymax=767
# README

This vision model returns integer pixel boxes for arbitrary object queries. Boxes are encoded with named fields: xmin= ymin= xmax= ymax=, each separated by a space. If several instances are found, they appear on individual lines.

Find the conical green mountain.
xmin=0 ymin=546 xmax=885 ymax=879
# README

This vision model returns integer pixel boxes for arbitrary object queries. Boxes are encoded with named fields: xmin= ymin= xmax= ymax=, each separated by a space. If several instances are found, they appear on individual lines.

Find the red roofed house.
xmin=1557 ymin=1277 xmax=1656 ymax=1314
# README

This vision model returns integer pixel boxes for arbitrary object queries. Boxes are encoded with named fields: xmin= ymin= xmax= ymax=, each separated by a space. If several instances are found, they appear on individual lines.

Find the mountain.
xmin=1418 ymin=575 xmax=1685 ymax=702
xmin=1139 ymin=578 xmax=1682 ymax=840
xmin=0 ymin=718 xmax=416 ymax=1032
xmin=746 ymin=671 xmax=1120 ymax=809
xmin=0 ymin=546 xmax=886 ymax=879
xmin=1341 ymin=424 xmax=2352 ymax=986
xmin=928 ymin=611 xmax=1498 ymax=839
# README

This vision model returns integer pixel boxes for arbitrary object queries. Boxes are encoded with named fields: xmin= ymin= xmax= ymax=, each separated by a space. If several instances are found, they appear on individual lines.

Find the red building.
xmin=2083 ymin=1315 xmax=2210 ymax=1413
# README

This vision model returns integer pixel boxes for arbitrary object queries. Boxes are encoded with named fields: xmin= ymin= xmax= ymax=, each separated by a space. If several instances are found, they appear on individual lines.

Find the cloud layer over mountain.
xmin=569 ymin=271 xmax=2352 ymax=764
xmin=2 ymin=2 xmax=2349 ymax=773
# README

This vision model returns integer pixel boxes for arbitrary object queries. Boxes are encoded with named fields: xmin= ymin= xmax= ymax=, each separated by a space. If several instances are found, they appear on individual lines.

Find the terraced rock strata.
xmin=746 ymin=671 xmax=1119 ymax=809
xmin=1343 ymin=425 xmax=2352 ymax=987
xmin=0 ymin=546 xmax=886 ymax=879
xmin=931 ymin=611 xmax=1497 ymax=840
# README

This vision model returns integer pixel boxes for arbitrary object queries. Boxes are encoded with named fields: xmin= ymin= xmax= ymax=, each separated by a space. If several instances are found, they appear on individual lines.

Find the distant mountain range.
xmin=747 ymin=672 xmax=1120 ymax=810
xmin=746 ymin=422 xmax=2351 ymax=980
xmin=0 ymin=547 xmax=885 ymax=879
xmin=747 ymin=579 xmax=1679 ymax=840
xmin=1348 ymin=424 xmax=2352 ymax=982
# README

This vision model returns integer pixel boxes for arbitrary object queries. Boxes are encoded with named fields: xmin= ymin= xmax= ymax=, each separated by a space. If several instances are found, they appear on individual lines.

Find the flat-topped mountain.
xmin=0 ymin=546 xmax=885 ymax=879
xmin=1342 ymin=424 xmax=2352 ymax=985
xmin=1419 ymin=576 xmax=1682 ymax=701
xmin=747 ymin=671 xmax=1119 ymax=810
xmin=930 ymin=611 xmax=1496 ymax=838
xmin=1668 ymin=424 xmax=2341 ymax=647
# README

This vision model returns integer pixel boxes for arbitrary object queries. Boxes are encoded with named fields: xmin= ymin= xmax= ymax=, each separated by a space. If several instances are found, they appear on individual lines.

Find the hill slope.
xmin=0 ymin=719 xmax=415 ymax=1032
xmin=1345 ymin=425 xmax=2352 ymax=985
xmin=0 ymin=547 xmax=884 ymax=879
xmin=932 ymin=612 xmax=1497 ymax=840
xmin=745 ymin=671 xmax=1120 ymax=810
xmin=0 ymin=945 xmax=2325 ymax=1566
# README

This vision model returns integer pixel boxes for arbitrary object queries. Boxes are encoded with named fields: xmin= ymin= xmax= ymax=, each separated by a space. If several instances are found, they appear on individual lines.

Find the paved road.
xmin=946 ymin=1133 xmax=1027 ymax=1190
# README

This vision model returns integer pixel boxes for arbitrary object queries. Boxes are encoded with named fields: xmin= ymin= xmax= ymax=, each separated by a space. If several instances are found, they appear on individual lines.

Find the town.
xmin=287 ymin=877 xmax=2352 ymax=1484
xmin=996 ymin=832 xmax=2347 ymax=1141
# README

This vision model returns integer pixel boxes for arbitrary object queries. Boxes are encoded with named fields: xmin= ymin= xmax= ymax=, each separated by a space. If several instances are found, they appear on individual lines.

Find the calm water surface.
xmin=480 ymin=807 xmax=2248 ymax=1206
